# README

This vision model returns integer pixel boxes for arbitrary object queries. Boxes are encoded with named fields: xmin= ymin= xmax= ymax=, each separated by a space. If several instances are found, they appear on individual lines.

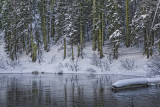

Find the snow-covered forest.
xmin=0 ymin=0 xmax=160 ymax=76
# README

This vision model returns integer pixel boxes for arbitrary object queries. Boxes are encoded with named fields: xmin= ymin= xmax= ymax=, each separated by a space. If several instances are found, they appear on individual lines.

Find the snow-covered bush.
xmin=67 ymin=60 xmax=79 ymax=72
xmin=87 ymin=68 xmax=96 ymax=73
xmin=120 ymin=58 xmax=136 ymax=71
xmin=6 ymin=60 xmax=21 ymax=68
xmin=0 ymin=57 xmax=21 ymax=69
xmin=56 ymin=63 xmax=63 ymax=74
xmin=101 ymin=59 xmax=110 ymax=72
xmin=49 ymin=55 xmax=56 ymax=64
xmin=0 ymin=57 xmax=6 ymax=70
xmin=91 ymin=53 xmax=100 ymax=66
xmin=38 ymin=51 xmax=45 ymax=63
xmin=147 ymin=56 xmax=160 ymax=75
xmin=72 ymin=60 xmax=79 ymax=72
xmin=65 ymin=62 xmax=70 ymax=68
xmin=91 ymin=53 xmax=110 ymax=72
xmin=108 ymin=52 xmax=113 ymax=64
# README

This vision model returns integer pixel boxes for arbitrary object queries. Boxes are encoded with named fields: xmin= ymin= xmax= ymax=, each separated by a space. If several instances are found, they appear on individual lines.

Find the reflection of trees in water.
xmin=99 ymin=79 xmax=104 ymax=107
xmin=32 ymin=81 xmax=38 ymax=106
xmin=6 ymin=80 xmax=32 ymax=107
xmin=5 ymin=75 xmax=118 ymax=107
xmin=2 ymin=74 xmax=145 ymax=107
xmin=92 ymin=77 xmax=105 ymax=107
xmin=6 ymin=80 xmax=53 ymax=107
xmin=64 ymin=84 xmax=67 ymax=106
xmin=67 ymin=75 xmax=116 ymax=107
xmin=69 ymin=83 xmax=85 ymax=107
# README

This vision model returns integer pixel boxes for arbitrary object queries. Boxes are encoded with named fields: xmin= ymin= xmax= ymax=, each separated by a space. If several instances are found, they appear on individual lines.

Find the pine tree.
xmin=106 ymin=0 xmax=123 ymax=59
xmin=0 ymin=0 xmax=5 ymax=29
xmin=131 ymin=0 xmax=158 ymax=58
xmin=54 ymin=0 xmax=66 ymax=43
xmin=2 ymin=0 xmax=30 ymax=60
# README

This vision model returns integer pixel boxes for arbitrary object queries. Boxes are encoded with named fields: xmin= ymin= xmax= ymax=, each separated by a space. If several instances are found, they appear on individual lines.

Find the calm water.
xmin=0 ymin=74 xmax=160 ymax=107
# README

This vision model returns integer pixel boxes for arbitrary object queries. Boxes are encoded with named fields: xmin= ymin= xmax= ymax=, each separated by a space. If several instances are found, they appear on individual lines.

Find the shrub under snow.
xmin=147 ymin=56 xmax=160 ymax=75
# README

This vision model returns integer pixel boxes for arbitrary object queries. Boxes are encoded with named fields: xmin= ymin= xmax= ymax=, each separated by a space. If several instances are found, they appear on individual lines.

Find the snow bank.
xmin=0 ymin=33 xmax=149 ymax=76
xmin=112 ymin=78 xmax=160 ymax=90
xmin=0 ymin=42 xmax=149 ymax=76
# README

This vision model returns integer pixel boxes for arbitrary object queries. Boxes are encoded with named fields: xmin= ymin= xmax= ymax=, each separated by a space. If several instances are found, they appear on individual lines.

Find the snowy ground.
xmin=0 ymin=31 xmax=150 ymax=76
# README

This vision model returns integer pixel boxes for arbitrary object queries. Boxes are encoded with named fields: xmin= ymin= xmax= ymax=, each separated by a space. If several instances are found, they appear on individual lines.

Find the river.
xmin=0 ymin=74 xmax=160 ymax=107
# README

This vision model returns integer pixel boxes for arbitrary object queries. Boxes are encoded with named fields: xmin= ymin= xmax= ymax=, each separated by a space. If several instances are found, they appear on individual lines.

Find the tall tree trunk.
xmin=102 ymin=13 xmax=104 ymax=46
xmin=64 ymin=37 xmax=66 ymax=59
xmin=143 ymin=28 xmax=147 ymax=55
xmin=51 ymin=0 xmax=54 ymax=10
xmin=72 ymin=43 xmax=74 ymax=61
xmin=77 ymin=43 xmax=80 ymax=57
xmin=79 ymin=0 xmax=83 ymax=57
xmin=101 ymin=0 xmax=104 ymax=46
xmin=51 ymin=0 xmax=55 ymax=41
xmin=42 ymin=0 xmax=47 ymax=51
xmin=125 ymin=0 xmax=130 ymax=47
xmin=92 ymin=0 xmax=96 ymax=51
xmin=30 ymin=25 xmax=34 ymax=62
xmin=98 ymin=10 xmax=103 ymax=58
xmin=51 ymin=16 xmax=55 ymax=41
xmin=32 ymin=43 xmax=37 ymax=62
xmin=43 ymin=12 xmax=47 ymax=51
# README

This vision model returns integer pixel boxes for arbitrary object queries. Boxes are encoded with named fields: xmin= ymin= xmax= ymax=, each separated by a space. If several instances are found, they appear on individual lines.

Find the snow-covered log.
xmin=147 ymin=78 xmax=160 ymax=86
xmin=111 ymin=78 xmax=148 ymax=91
xmin=111 ymin=78 xmax=160 ymax=91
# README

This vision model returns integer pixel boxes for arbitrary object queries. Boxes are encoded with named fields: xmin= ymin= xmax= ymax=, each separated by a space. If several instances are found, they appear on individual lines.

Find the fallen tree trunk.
xmin=111 ymin=78 xmax=160 ymax=92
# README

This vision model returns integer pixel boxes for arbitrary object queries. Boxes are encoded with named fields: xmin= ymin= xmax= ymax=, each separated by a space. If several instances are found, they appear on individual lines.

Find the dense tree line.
xmin=0 ymin=0 xmax=160 ymax=62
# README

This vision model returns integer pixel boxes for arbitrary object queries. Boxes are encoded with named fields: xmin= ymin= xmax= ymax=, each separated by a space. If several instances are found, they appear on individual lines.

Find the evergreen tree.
xmin=106 ymin=0 xmax=123 ymax=59
xmin=0 ymin=0 xmax=5 ymax=29
xmin=131 ymin=0 xmax=158 ymax=58
xmin=1 ymin=0 xmax=159 ymax=62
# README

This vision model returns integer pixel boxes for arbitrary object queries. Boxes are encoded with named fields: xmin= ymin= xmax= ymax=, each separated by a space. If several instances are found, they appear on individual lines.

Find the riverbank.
xmin=0 ymin=31 xmax=151 ymax=76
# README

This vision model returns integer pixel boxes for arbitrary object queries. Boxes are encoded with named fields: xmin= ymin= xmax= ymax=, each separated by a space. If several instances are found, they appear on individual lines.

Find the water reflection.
xmin=0 ymin=74 xmax=160 ymax=107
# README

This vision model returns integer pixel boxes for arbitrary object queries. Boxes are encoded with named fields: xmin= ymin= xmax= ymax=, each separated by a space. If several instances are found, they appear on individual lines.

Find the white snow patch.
xmin=112 ymin=78 xmax=160 ymax=88
xmin=0 ymin=37 xmax=150 ymax=77
xmin=112 ymin=78 xmax=148 ymax=88
xmin=141 ymin=14 xmax=149 ymax=19
xmin=109 ymin=29 xmax=121 ymax=40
